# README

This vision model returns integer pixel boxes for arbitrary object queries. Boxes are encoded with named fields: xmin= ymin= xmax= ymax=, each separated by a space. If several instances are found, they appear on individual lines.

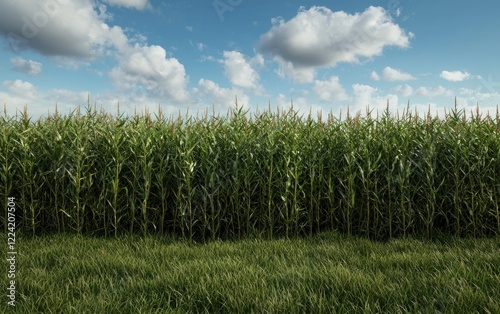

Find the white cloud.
xmin=459 ymin=88 xmax=500 ymax=103
xmin=274 ymin=57 xmax=316 ymax=83
xmin=0 ymin=0 xmax=187 ymax=109
xmin=321 ymin=84 xmax=497 ymax=119
xmin=222 ymin=51 xmax=264 ymax=94
xmin=0 ymin=84 xmax=93 ymax=119
xmin=352 ymin=83 xmax=399 ymax=112
xmin=381 ymin=67 xmax=416 ymax=81
xmin=276 ymin=93 xmax=323 ymax=118
xmin=440 ymin=70 xmax=470 ymax=82
xmin=197 ymin=43 xmax=206 ymax=52
xmin=415 ymin=86 xmax=453 ymax=97
xmin=258 ymin=6 xmax=412 ymax=81
xmin=393 ymin=84 xmax=414 ymax=97
xmin=109 ymin=44 xmax=191 ymax=104
xmin=185 ymin=26 xmax=193 ymax=32
xmin=0 ymin=0 xmax=191 ymax=104
xmin=102 ymin=0 xmax=150 ymax=10
xmin=0 ymin=0 xmax=189 ymax=103
xmin=10 ymin=57 xmax=42 ymax=76
xmin=371 ymin=67 xmax=416 ymax=82
xmin=370 ymin=71 xmax=380 ymax=81
xmin=251 ymin=53 xmax=265 ymax=68
xmin=201 ymin=55 xmax=215 ymax=62
xmin=197 ymin=79 xmax=249 ymax=109
xmin=0 ymin=80 xmax=77 ymax=118
xmin=0 ymin=90 xmax=41 ymax=117
xmin=3 ymin=79 xmax=38 ymax=99
xmin=459 ymin=88 xmax=476 ymax=97
xmin=45 ymin=89 xmax=90 ymax=105
xmin=0 ymin=0 xmax=129 ymax=59
xmin=0 ymin=80 xmax=190 ymax=120
xmin=471 ymin=92 xmax=500 ymax=102
xmin=313 ymin=76 xmax=349 ymax=102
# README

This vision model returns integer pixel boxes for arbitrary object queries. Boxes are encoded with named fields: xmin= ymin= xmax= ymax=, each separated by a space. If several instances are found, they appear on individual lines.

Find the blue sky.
xmin=1 ymin=0 xmax=499 ymax=119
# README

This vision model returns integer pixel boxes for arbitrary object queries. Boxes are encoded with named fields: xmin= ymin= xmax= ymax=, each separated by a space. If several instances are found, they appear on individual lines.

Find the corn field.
xmin=1 ymin=103 xmax=499 ymax=240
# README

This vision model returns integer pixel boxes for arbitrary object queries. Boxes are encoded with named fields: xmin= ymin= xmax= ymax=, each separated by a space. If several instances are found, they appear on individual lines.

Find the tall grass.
xmin=8 ymin=233 xmax=500 ymax=313
xmin=1 ymin=102 xmax=499 ymax=240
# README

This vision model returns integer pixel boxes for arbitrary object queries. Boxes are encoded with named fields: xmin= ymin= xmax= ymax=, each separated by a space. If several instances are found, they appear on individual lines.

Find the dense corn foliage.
xmin=1 ymin=103 xmax=499 ymax=240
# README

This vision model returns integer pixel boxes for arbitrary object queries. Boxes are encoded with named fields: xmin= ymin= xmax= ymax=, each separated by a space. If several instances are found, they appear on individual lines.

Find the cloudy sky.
xmin=1 ymin=0 xmax=499 ymax=118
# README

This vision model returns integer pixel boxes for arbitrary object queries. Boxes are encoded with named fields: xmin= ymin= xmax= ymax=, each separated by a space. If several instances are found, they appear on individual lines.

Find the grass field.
xmin=1 ymin=232 xmax=499 ymax=313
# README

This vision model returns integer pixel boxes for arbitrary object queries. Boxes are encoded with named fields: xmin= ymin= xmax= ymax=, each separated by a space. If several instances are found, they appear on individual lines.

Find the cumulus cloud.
xmin=0 ymin=0 xmax=128 ymax=58
xmin=0 ymin=1 xmax=192 ymax=105
xmin=11 ymin=57 xmax=42 ymax=76
xmin=313 ymin=76 xmax=349 ymax=102
xmin=222 ymin=51 xmax=264 ymax=94
xmin=371 ymin=67 xmax=415 ymax=81
xmin=352 ymin=83 xmax=399 ymax=111
xmin=109 ymin=44 xmax=192 ymax=104
xmin=370 ymin=71 xmax=380 ymax=81
xmin=440 ymin=70 xmax=470 ymax=82
xmin=251 ymin=53 xmax=265 ymax=68
xmin=274 ymin=57 xmax=316 ymax=83
xmin=3 ymin=79 xmax=38 ymax=99
xmin=197 ymin=79 xmax=249 ymax=109
xmin=102 ymin=0 xmax=150 ymax=10
xmin=258 ymin=6 xmax=412 ymax=82
xmin=393 ymin=84 xmax=414 ymax=97
xmin=109 ymin=44 xmax=191 ymax=104
xmin=381 ymin=67 xmax=416 ymax=81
